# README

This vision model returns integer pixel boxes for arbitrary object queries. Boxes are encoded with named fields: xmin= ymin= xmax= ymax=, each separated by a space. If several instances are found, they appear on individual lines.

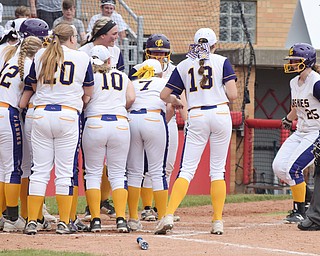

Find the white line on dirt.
xmin=156 ymin=235 xmax=320 ymax=256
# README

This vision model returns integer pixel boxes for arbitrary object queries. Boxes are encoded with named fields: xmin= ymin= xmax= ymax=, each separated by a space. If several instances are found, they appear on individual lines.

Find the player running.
xmin=273 ymin=43 xmax=320 ymax=224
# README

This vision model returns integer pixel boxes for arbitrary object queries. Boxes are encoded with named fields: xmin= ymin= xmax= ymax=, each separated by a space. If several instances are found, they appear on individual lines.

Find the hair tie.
xmin=187 ymin=43 xmax=210 ymax=60
xmin=133 ymin=65 xmax=155 ymax=79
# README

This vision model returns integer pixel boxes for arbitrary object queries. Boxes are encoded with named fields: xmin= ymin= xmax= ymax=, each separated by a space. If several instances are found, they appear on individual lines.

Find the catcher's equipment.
xmin=19 ymin=18 xmax=49 ymax=40
xmin=284 ymin=43 xmax=316 ymax=73
xmin=281 ymin=116 xmax=292 ymax=130
xmin=312 ymin=135 xmax=320 ymax=166
xmin=145 ymin=34 xmax=171 ymax=67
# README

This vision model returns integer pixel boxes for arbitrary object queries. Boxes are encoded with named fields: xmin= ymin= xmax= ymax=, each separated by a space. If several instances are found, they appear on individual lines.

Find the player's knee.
xmin=210 ymin=172 xmax=225 ymax=181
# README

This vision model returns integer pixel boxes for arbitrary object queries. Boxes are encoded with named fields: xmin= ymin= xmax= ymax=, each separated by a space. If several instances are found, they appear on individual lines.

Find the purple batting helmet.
xmin=284 ymin=43 xmax=316 ymax=73
xmin=19 ymin=18 xmax=49 ymax=40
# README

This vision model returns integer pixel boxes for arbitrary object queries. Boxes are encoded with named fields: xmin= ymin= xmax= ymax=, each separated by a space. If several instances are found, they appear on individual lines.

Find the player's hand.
xmin=171 ymin=96 xmax=183 ymax=110
xmin=281 ymin=116 xmax=292 ymax=130
xmin=313 ymin=136 xmax=320 ymax=166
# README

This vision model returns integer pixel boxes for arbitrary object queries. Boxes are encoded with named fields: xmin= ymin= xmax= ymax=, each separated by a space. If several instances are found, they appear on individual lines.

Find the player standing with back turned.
xmin=155 ymin=28 xmax=237 ymax=235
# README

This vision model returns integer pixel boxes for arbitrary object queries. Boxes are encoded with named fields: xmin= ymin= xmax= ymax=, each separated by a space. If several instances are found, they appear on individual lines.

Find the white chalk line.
xmin=1 ymin=221 xmax=319 ymax=256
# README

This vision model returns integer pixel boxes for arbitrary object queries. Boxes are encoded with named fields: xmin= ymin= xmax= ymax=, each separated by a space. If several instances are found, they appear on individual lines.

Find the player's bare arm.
xmin=160 ymin=87 xmax=183 ymax=109
xmin=83 ymin=85 xmax=94 ymax=105
xmin=19 ymin=90 xmax=34 ymax=109
xmin=126 ymin=80 xmax=135 ymax=109
xmin=225 ymin=79 xmax=237 ymax=102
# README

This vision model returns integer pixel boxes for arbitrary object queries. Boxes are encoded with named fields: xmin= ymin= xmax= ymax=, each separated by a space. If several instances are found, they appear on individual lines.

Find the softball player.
xmin=79 ymin=17 xmax=124 ymax=71
xmin=0 ymin=36 xmax=42 ymax=232
xmin=129 ymin=34 xmax=187 ymax=222
xmin=273 ymin=43 xmax=320 ymax=224
xmin=16 ymin=18 xmax=58 ymax=229
xmin=23 ymin=23 xmax=94 ymax=235
xmin=126 ymin=59 xmax=169 ymax=231
xmin=82 ymin=45 xmax=135 ymax=232
xmin=155 ymin=28 xmax=237 ymax=235
xmin=80 ymin=16 xmax=123 ymax=222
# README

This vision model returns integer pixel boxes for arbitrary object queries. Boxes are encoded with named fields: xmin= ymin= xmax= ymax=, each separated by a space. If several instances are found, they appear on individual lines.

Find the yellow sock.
xmin=153 ymin=190 xmax=168 ymax=219
xmin=5 ymin=183 xmax=20 ymax=207
xmin=166 ymin=177 xmax=189 ymax=215
xmin=112 ymin=188 xmax=128 ymax=218
xmin=86 ymin=189 xmax=101 ymax=219
xmin=291 ymin=181 xmax=306 ymax=203
xmin=0 ymin=182 xmax=5 ymax=214
xmin=127 ymin=186 xmax=141 ymax=220
xmin=20 ymin=178 xmax=29 ymax=219
xmin=210 ymin=180 xmax=226 ymax=221
xmin=140 ymin=187 xmax=153 ymax=208
xmin=70 ymin=186 xmax=79 ymax=221
xmin=101 ymin=166 xmax=111 ymax=201
xmin=37 ymin=202 xmax=44 ymax=220
xmin=28 ymin=195 xmax=44 ymax=221
xmin=56 ymin=195 xmax=73 ymax=224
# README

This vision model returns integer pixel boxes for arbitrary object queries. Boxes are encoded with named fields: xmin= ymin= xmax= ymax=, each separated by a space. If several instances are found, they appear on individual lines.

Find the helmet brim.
xmin=146 ymin=47 xmax=170 ymax=53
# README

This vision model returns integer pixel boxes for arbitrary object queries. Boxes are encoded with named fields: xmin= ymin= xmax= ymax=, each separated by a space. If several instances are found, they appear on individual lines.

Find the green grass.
xmin=43 ymin=194 xmax=292 ymax=215
xmin=0 ymin=250 xmax=93 ymax=256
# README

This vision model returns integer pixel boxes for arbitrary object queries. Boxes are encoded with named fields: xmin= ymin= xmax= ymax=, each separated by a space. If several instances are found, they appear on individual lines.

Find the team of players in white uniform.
xmin=2 ymin=15 xmax=315 ymax=236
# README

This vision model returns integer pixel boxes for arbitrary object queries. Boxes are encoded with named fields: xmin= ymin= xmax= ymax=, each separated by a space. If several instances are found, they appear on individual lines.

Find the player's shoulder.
xmin=108 ymin=45 xmax=120 ymax=54
xmin=78 ymin=43 xmax=93 ymax=55
xmin=34 ymin=48 xmax=46 ymax=59
xmin=210 ymin=53 xmax=227 ymax=64
xmin=176 ymin=58 xmax=194 ymax=70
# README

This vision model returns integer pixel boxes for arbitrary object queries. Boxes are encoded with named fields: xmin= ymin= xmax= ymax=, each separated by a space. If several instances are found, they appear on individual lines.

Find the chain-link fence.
xmin=1 ymin=0 xmax=256 ymax=128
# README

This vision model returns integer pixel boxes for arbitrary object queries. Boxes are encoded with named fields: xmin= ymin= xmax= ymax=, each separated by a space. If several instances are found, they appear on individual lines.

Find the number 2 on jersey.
xmin=0 ymin=63 xmax=19 ymax=88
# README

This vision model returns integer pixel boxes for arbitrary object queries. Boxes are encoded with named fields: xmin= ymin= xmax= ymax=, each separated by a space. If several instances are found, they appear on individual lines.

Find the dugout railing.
xmin=243 ymin=119 xmax=314 ymax=194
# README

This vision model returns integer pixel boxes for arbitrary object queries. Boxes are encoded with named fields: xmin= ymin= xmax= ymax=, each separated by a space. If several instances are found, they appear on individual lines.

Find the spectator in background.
xmin=87 ymin=0 xmax=127 ymax=45
xmin=53 ymin=0 xmax=86 ymax=45
xmin=29 ymin=0 xmax=62 ymax=29
xmin=4 ymin=6 xmax=31 ymax=31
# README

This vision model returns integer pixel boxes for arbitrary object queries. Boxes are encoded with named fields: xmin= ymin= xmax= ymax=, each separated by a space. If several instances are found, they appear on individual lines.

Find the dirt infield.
xmin=1 ymin=199 xmax=319 ymax=256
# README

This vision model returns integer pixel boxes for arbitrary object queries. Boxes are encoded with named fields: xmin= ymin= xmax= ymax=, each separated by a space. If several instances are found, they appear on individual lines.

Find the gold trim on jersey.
xmin=116 ymin=126 xmax=129 ymax=130
xmin=0 ymin=102 xmax=10 ymax=108
xmin=144 ymin=118 xmax=161 ymax=122
xmin=59 ymin=117 xmax=76 ymax=122
xmin=190 ymin=114 xmax=204 ymax=118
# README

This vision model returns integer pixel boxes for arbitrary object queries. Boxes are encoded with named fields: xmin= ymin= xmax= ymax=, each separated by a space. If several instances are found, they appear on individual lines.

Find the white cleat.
xmin=211 ymin=220 xmax=224 ymax=235
xmin=3 ymin=216 xmax=26 ymax=232
xmin=154 ymin=214 xmax=174 ymax=235
xmin=128 ymin=219 xmax=143 ymax=231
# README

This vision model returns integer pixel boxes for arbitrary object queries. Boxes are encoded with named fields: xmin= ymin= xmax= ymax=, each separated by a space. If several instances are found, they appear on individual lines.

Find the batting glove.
xmin=281 ymin=116 xmax=292 ymax=130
